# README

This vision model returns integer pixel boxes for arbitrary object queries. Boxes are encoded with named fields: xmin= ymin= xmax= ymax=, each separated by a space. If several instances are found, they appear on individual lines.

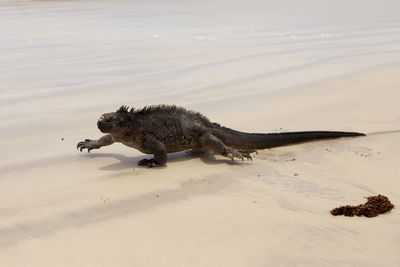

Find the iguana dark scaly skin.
xmin=77 ymin=105 xmax=365 ymax=167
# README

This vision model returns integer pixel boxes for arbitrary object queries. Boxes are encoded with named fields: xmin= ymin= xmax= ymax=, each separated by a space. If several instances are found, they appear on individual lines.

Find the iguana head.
xmin=97 ymin=105 xmax=133 ymax=134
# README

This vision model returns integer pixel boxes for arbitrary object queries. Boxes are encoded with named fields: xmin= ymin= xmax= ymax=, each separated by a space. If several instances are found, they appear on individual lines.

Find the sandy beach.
xmin=1 ymin=0 xmax=400 ymax=266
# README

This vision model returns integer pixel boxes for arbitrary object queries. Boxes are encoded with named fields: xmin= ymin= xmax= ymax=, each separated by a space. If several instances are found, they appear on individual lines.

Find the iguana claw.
xmin=77 ymin=139 xmax=95 ymax=153
xmin=225 ymin=148 xmax=257 ymax=161
xmin=138 ymin=158 xmax=155 ymax=167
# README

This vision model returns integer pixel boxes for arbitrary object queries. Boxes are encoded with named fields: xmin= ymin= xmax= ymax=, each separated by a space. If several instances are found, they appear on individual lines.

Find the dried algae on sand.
xmin=331 ymin=195 xmax=395 ymax=217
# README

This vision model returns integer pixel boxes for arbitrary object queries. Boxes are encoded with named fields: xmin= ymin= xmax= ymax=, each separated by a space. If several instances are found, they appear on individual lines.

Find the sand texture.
xmin=1 ymin=0 xmax=400 ymax=266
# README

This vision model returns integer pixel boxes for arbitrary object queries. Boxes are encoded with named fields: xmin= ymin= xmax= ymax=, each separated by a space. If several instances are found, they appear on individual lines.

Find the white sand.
xmin=1 ymin=0 xmax=400 ymax=266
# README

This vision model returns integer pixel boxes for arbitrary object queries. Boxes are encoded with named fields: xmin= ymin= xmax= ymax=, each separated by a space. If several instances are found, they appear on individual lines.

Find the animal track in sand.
xmin=257 ymin=151 xmax=296 ymax=162
xmin=350 ymin=146 xmax=375 ymax=158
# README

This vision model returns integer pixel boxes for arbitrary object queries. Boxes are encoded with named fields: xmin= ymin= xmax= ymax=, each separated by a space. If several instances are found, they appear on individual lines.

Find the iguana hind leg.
xmin=199 ymin=134 xmax=257 ymax=161
xmin=138 ymin=136 xmax=167 ymax=167
xmin=77 ymin=134 xmax=115 ymax=153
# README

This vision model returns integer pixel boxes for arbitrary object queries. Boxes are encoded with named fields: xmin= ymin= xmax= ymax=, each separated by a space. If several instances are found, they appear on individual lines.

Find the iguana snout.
xmin=97 ymin=113 xmax=118 ymax=133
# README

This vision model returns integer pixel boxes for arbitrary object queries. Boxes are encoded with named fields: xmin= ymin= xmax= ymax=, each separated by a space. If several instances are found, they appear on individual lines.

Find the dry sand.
xmin=1 ymin=0 xmax=400 ymax=266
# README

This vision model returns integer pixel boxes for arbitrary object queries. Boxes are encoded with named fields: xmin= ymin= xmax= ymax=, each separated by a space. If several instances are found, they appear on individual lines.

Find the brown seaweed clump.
xmin=330 ymin=195 xmax=395 ymax=217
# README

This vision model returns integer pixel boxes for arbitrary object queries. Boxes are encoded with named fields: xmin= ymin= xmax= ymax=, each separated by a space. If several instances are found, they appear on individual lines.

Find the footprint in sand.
xmin=258 ymin=152 xmax=296 ymax=162
xmin=350 ymin=146 xmax=375 ymax=157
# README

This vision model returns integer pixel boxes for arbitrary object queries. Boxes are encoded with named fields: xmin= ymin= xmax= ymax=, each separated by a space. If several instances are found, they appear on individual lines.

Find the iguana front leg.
xmin=77 ymin=134 xmax=115 ymax=153
xmin=199 ymin=134 xmax=257 ymax=161
xmin=137 ymin=136 xmax=167 ymax=167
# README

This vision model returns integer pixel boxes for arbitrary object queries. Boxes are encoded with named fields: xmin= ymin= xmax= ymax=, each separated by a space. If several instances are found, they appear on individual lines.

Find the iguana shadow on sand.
xmin=77 ymin=105 xmax=365 ymax=167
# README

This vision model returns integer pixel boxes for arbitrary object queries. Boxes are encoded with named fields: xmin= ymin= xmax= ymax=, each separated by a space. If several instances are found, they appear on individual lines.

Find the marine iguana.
xmin=77 ymin=105 xmax=365 ymax=167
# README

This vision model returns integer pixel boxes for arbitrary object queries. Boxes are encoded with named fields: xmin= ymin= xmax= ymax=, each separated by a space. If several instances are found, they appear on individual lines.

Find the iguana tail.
xmin=212 ymin=127 xmax=365 ymax=150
